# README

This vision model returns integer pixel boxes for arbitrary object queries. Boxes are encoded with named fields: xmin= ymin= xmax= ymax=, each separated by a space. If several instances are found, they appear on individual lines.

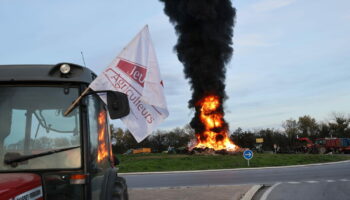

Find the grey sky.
xmin=1 ymin=0 xmax=349 ymax=133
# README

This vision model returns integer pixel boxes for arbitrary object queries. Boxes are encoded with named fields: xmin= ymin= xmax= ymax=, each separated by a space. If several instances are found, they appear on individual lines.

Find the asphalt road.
xmin=121 ymin=161 xmax=350 ymax=188
xmin=261 ymin=181 xmax=350 ymax=200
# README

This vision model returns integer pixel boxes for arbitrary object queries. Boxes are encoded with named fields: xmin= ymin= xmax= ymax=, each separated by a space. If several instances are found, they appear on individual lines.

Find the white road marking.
xmin=339 ymin=179 xmax=349 ymax=182
xmin=241 ymin=185 xmax=263 ymax=200
xmin=326 ymin=180 xmax=335 ymax=183
xmin=260 ymin=182 xmax=281 ymax=200
xmin=287 ymin=181 xmax=300 ymax=184
xmin=305 ymin=180 xmax=319 ymax=183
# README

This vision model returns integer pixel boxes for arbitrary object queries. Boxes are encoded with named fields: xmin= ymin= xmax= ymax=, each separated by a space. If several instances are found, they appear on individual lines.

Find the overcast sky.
xmin=1 ymin=0 xmax=349 ymax=132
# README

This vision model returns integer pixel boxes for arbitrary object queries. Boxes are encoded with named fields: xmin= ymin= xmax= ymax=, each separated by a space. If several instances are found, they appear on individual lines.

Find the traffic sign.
xmin=243 ymin=149 xmax=253 ymax=160
xmin=243 ymin=149 xmax=253 ymax=167
xmin=256 ymin=138 xmax=264 ymax=143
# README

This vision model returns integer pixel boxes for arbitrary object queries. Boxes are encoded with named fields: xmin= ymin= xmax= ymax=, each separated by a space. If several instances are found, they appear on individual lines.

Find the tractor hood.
xmin=0 ymin=173 xmax=43 ymax=200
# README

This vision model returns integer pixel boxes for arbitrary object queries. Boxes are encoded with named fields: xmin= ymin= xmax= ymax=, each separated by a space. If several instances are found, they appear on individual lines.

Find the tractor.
xmin=0 ymin=63 xmax=129 ymax=199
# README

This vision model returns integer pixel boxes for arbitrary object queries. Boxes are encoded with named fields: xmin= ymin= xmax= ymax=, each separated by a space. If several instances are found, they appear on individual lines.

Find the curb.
xmin=240 ymin=185 xmax=263 ymax=200
xmin=119 ymin=159 xmax=350 ymax=176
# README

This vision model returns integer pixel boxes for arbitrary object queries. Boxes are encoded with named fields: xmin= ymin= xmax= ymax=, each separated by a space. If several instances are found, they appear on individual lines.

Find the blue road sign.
xmin=243 ymin=149 xmax=253 ymax=160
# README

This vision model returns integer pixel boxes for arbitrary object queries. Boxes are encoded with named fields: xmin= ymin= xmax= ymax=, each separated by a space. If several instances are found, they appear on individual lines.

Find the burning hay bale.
xmin=188 ymin=139 xmax=244 ymax=155
xmin=191 ymin=147 xmax=216 ymax=155
xmin=189 ymin=147 xmax=244 ymax=156
xmin=190 ymin=147 xmax=241 ymax=156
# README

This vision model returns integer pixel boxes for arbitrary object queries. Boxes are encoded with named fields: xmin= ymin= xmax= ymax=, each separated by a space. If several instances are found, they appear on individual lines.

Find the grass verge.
xmin=117 ymin=153 xmax=350 ymax=173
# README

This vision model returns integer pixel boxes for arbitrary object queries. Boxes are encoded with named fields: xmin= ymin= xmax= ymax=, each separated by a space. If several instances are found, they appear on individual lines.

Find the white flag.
xmin=90 ymin=25 xmax=169 ymax=142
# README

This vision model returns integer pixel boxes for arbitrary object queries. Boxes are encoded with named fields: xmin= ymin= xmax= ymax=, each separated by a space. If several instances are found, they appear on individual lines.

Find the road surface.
xmin=121 ymin=161 xmax=350 ymax=188
xmin=121 ymin=161 xmax=350 ymax=200
xmin=258 ymin=181 xmax=350 ymax=200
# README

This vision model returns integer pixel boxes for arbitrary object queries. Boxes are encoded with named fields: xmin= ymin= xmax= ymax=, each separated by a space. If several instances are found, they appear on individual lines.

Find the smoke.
xmin=160 ymin=0 xmax=236 ymax=141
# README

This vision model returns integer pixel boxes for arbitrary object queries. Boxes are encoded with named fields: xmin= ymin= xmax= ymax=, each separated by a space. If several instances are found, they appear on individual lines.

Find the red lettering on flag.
xmin=116 ymin=59 xmax=146 ymax=87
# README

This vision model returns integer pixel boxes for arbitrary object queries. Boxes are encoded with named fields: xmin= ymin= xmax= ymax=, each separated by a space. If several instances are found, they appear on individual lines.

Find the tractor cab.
xmin=0 ymin=63 xmax=129 ymax=200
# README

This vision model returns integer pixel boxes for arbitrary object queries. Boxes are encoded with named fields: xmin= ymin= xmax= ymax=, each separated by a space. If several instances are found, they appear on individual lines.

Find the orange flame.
xmin=194 ymin=95 xmax=238 ymax=151
xmin=97 ymin=111 xmax=108 ymax=162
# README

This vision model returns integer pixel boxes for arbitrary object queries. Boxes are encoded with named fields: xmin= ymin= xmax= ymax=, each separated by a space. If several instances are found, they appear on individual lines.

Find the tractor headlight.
xmin=60 ymin=64 xmax=71 ymax=74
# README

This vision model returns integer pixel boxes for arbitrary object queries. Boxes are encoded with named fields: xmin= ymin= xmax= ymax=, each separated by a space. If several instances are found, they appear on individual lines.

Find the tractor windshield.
xmin=0 ymin=86 xmax=81 ymax=171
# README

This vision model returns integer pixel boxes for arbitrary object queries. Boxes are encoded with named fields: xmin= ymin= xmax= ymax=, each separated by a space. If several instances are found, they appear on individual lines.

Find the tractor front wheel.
xmin=318 ymin=147 xmax=326 ymax=154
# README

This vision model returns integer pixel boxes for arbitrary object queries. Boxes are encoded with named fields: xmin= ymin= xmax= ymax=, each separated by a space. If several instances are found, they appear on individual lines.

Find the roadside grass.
xmin=117 ymin=153 xmax=350 ymax=173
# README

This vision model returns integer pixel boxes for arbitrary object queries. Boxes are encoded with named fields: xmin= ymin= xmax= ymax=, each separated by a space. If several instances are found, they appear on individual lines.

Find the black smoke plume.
xmin=160 ymin=0 xmax=236 ymax=142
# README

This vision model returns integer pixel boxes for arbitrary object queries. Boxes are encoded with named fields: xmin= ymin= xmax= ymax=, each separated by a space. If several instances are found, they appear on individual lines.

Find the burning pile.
xmin=193 ymin=95 xmax=237 ymax=151
xmin=160 ymin=0 xmax=239 ymax=152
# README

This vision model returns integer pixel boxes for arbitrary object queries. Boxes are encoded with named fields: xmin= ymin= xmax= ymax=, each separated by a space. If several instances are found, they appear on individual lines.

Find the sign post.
xmin=243 ymin=149 xmax=253 ymax=167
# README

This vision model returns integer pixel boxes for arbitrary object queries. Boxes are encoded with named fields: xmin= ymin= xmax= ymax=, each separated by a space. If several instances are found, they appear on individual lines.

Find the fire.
xmin=97 ymin=111 xmax=108 ymax=162
xmin=194 ymin=95 xmax=238 ymax=151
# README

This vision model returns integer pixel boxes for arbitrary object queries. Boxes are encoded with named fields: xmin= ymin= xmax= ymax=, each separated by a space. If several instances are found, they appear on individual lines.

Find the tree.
xmin=121 ymin=130 xmax=138 ymax=151
xmin=111 ymin=127 xmax=128 ymax=154
xmin=230 ymin=128 xmax=255 ymax=149
xmin=297 ymin=115 xmax=319 ymax=139
xmin=183 ymin=124 xmax=196 ymax=140
xmin=282 ymin=119 xmax=298 ymax=138
xmin=282 ymin=118 xmax=299 ymax=147
xmin=258 ymin=129 xmax=275 ymax=151
xmin=319 ymin=122 xmax=331 ymax=138
xmin=328 ymin=113 xmax=350 ymax=138
xmin=149 ymin=130 xmax=166 ymax=152
xmin=257 ymin=129 xmax=289 ymax=151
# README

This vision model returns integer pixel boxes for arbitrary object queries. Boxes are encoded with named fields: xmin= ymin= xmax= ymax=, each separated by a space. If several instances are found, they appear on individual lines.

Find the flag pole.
xmin=64 ymin=87 xmax=90 ymax=116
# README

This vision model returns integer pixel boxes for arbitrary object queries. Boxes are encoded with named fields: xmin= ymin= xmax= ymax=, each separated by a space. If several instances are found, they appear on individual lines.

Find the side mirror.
xmin=64 ymin=89 xmax=130 ymax=118
xmin=106 ymin=91 xmax=130 ymax=119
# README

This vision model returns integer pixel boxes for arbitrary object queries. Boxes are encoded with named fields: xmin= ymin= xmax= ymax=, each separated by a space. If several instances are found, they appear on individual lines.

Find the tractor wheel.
xmin=112 ymin=176 xmax=128 ymax=200
xmin=318 ymin=147 xmax=326 ymax=154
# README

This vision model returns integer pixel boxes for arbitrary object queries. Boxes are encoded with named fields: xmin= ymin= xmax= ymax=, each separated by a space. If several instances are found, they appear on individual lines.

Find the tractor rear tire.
xmin=112 ymin=176 xmax=128 ymax=200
